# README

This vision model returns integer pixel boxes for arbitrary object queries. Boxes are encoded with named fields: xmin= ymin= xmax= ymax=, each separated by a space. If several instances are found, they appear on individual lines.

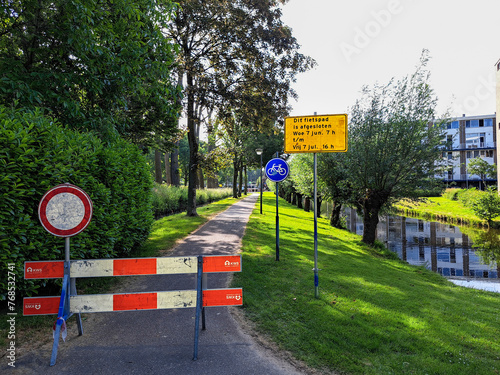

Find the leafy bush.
xmin=152 ymin=185 xmax=232 ymax=218
xmin=457 ymin=188 xmax=481 ymax=207
xmin=466 ymin=187 xmax=500 ymax=227
xmin=443 ymin=188 xmax=462 ymax=201
xmin=0 ymin=106 xmax=153 ymax=299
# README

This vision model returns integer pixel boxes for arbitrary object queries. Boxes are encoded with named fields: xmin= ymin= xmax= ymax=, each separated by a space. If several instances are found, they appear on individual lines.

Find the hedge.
xmin=0 ymin=106 xmax=153 ymax=299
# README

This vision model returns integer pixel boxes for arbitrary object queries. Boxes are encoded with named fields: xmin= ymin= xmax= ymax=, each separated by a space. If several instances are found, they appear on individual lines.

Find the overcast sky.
xmin=281 ymin=0 xmax=499 ymax=119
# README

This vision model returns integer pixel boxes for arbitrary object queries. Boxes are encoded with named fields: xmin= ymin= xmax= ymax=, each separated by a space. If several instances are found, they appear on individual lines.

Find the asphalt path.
xmin=8 ymin=194 xmax=305 ymax=375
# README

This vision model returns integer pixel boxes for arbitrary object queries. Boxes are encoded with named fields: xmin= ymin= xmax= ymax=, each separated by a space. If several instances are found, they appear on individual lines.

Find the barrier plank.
xmin=25 ymin=261 xmax=64 ymax=279
xmin=203 ymin=255 xmax=242 ymax=273
xmin=203 ymin=288 xmax=243 ymax=307
xmin=23 ymin=296 xmax=60 ymax=316
xmin=23 ymin=288 xmax=243 ymax=315
xmin=24 ymin=256 xmax=204 ymax=279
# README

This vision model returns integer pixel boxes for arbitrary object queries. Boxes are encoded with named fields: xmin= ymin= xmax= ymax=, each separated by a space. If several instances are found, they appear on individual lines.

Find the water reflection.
xmin=344 ymin=208 xmax=500 ymax=281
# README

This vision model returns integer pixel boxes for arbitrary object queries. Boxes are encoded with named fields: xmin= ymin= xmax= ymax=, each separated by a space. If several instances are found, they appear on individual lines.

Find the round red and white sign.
xmin=38 ymin=184 xmax=93 ymax=237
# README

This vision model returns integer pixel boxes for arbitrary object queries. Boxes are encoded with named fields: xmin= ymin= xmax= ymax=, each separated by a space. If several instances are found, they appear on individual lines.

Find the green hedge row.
xmin=152 ymin=185 xmax=233 ymax=218
xmin=0 ymin=106 xmax=153 ymax=299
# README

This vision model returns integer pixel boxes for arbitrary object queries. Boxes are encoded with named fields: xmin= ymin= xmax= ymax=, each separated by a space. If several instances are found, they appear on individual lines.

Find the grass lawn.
xmin=393 ymin=196 xmax=500 ymax=228
xmin=232 ymin=193 xmax=500 ymax=375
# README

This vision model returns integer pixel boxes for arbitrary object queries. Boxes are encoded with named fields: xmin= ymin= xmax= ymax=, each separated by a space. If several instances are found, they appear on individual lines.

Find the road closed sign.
xmin=284 ymin=114 xmax=347 ymax=153
xmin=38 ymin=184 xmax=93 ymax=237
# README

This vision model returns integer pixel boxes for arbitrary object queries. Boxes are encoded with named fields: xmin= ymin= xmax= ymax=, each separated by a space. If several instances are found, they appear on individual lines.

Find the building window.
xmin=479 ymin=119 xmax=484 ymax=127
xmin=474 ymin=150 xmax=479 ymax=158
xmin=467 ymin=151 xmax=471 ymax=158
xmin=486 ymin=150 xmax=494 ymax=158
xmin=485 ymin=118 xmax=493 ymax=127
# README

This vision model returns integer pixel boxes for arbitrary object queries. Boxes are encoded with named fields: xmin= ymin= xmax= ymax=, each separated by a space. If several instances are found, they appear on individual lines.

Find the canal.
xmin=343 ymin=208 xmax=500 ymax=293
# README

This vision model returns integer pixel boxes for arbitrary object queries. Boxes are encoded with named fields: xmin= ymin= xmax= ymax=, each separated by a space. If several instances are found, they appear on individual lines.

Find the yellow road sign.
xmin=284 ymin=114 xmax=348 ymax=153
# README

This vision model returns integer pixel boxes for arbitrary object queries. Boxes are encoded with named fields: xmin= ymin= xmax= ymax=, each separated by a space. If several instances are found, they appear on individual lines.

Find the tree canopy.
xmin=167 ymin=0 xmax=315 ymax=215
xmin=1 ymin=0 xmax=181 ymax=145
xmin=344 ymin=52 xmax=446 ymax=244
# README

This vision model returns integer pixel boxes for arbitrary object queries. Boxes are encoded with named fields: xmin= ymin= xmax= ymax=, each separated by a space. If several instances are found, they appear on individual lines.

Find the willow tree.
xmin=167 ymin=0 xmax=314 ymax=216
xmin=346 ymin=52 xmax=447 ymax=245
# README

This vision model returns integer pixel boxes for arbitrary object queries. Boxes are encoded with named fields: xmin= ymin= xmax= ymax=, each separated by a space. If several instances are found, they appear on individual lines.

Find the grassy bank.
xmin=393 ymin=190 xmax=500 ymax=228
xmin=232 ymin=193 xmax=500 ymax=375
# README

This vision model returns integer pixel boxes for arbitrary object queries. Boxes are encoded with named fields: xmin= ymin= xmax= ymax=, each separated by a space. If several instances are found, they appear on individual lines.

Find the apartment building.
xmin=496 ymin=58 xmax=500 ymax=191
xmin=439 ymin=114 xmax=497 ymax=188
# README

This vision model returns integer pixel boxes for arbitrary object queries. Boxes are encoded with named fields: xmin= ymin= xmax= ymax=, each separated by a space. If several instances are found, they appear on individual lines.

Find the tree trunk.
xmin=171 ymin=144 xmax=180 ymax=186
xmin=304 ymin=197 xmax=310 ymax=212
xmin=186 ymin=71 xmax=198 ymax=216
xmin=154 ymin=149 xmax=162 ymax=184
xmin=296 ymin=193 xmax=303 ymax=209
xmin=238 ymin=162 xmax=243 ymax=197
xmin=232 ymin=157 xmax=239 ymax=198
xmin=172 ymin=70 xmax=182 ymax=187
xmin=206 ymin=119 xmax=218 ymax=189
xmin=362 ymin=209 xmax=379 ymax=245
xmin=361 ymin=190 xmax=389 ymax=245
xmin=330 ymin=203 xmax=343 ymax=228
xmin=198 ymin=168 xmax=205 ymax=189
xmin=316 ymin=197 xmax=322 ymax=218
xmin=165 ymin=153 xmax=171 ymax=185
xmin=244 ymin=166 xmax=248 ymax=195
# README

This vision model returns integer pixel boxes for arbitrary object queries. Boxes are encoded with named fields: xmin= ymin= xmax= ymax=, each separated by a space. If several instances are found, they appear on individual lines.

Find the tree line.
xmin=276 ymin=52 xmax=450 ymax=245
xmin=2 ymin=1 xmax=455 ymax=248
xmin=1 ymin=0 xmax=315 ymax=214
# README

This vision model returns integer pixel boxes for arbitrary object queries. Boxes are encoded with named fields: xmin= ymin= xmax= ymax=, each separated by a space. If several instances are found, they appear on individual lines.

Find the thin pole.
xmin=275 ymin=151 xmax=280 ymax=261
xmin=260 ymin=153 xmax=263 ymax=214
xmin=66 ymin=237 xmax=83 ymax=335
xmin=314 ymin=153 xmax=319 ymax=298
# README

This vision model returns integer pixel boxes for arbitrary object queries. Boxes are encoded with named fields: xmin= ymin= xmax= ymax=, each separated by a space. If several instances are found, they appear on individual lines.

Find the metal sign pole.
xmin=275 ymin=151 xmax=280 ymax=261
xmin=66 ymin=237 xmax=83 ymax=335
xmin=276 ymin=181 xmax=280 ymax=261
xmin=313 ymin=153 xmax=319 ymax=298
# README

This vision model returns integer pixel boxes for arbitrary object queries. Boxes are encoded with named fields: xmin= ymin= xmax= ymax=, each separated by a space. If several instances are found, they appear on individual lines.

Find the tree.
xmin=468 ymin=187 xmax=500 ymax=227
xmin=318 ymin=153 xmax=351 ymax=228
xmin=167 ymin=0 xmax=314 ymax=216
xmin=466 ymin=157 xmax=496 ymax=190
xmin=290 ymin=154 xmax=324 ymax=214
xmin=1 ymin=0 xmax=180 ymax=144
xmin=346 ymin=51 xmax=446 ymax=245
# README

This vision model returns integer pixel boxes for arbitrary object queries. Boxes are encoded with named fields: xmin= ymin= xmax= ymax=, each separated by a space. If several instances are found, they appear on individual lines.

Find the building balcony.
xmin=450 ymin=142 xmax=497 ymax=151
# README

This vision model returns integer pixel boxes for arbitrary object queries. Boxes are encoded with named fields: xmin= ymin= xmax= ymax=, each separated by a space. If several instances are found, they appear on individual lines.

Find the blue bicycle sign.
xmin=265 ymin=158 xmax=289 ymax=182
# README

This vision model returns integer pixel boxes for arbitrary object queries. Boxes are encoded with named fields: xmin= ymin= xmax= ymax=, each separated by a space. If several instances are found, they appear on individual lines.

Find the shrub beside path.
xmin=9 ymin=194 xmax=308 ymax=375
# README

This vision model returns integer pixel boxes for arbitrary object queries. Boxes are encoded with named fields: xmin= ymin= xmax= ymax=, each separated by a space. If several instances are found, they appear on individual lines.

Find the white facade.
xmin=496 ymin=58 xmax=500 ymax=192
xmin=439 ymin=114 xmax=497 ymax=188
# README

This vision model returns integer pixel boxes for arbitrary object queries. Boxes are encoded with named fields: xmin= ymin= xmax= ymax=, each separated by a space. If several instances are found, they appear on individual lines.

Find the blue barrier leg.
xmin=50 ymin=274 xmax=69 ymax=366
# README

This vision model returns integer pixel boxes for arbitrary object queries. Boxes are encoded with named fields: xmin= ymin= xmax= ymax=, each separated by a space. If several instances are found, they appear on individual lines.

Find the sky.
xmin=280 ymin=0 xmax=500 ymax=119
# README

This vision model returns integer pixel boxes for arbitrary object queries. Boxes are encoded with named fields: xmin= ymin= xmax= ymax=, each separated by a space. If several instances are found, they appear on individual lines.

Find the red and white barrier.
xmin=22 ymin=255 xmax=243 ymax=364
xmin=24 ymin=255 xmax=241 ymax=279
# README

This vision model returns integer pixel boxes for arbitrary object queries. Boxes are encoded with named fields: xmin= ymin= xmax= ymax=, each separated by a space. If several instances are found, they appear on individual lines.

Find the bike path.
xmin=8 ymin=194 xmax=305 ymax=375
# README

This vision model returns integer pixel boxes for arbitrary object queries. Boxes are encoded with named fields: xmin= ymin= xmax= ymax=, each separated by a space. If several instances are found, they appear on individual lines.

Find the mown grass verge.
xmin=393 ymin=194 xmax=500 ymax=228
xmin=232 ymin=192 xmax=500 ymax=375
xmin=0 ymin=195 xmax=243 ymax=350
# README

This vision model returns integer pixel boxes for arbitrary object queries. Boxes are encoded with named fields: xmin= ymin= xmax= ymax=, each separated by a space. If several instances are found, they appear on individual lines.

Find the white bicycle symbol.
xmin=267 ymin=163 xmax=287 ymax=176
